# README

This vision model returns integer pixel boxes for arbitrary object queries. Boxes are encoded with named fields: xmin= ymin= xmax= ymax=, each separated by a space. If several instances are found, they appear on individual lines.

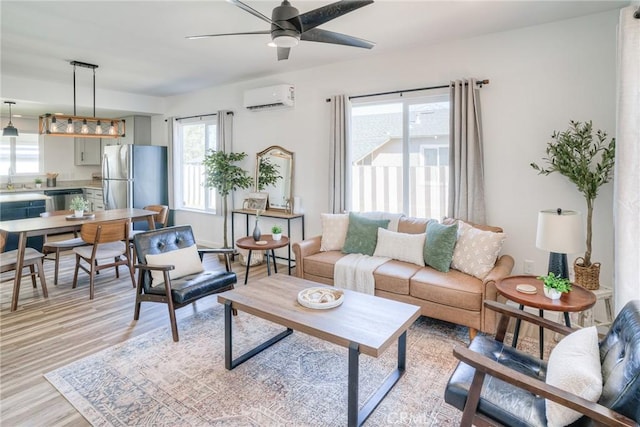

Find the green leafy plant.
xmin=530 ymin=120 xmax=615 ymax=267
xmin=537 ymin=272 xmax=572 ymax=293
xmin=271 ymin=225 xmax=282 ymax=234
xmin=257 ymin=157 xmax=282 ymax=191
xmin=34 ymin=178 xmax=43 ymax=184
xmin=69 ymin=196 xmax=90 ymax=211
xmin=203 ymin=150 xmax=254 ymax=248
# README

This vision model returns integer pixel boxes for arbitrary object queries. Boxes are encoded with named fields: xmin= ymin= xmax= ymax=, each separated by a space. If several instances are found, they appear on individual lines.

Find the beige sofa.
xmin=292 ymin=216 xmax=514 ymax=338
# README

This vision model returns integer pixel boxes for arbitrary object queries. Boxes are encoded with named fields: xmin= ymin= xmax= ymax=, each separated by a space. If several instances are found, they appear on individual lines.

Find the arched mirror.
xmin=255 ymin=146 xmax=293 ymax=212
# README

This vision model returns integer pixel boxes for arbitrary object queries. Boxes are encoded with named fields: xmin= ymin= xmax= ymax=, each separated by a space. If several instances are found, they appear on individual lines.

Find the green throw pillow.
xmin=423 ymin=220 xmax=458 ymax=272
xmin=342 ymin=213 xmax=390 ymax=256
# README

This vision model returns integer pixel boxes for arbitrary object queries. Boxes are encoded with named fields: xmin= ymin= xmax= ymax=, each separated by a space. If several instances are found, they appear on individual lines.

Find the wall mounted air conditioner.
xmin=244 ymin=84 xmax=295 ymax=111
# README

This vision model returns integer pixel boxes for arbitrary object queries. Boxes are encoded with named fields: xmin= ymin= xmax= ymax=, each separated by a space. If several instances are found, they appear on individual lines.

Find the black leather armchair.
xmin=133 ymin=225 xmax=237 ymax=342
xmin=445 ymin=299 xmax=640 ymax=427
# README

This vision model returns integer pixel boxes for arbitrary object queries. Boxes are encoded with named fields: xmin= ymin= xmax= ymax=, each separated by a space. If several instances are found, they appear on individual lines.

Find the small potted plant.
xmin=34 ymin=178 xmax=43 ymax=188
xmin=69 ymin=196 xmax=90 ymax=218
xmin=537 ymin=272 xmax=572 ymax=300
xmin=271 ymin=225 xmax=282 ymax=241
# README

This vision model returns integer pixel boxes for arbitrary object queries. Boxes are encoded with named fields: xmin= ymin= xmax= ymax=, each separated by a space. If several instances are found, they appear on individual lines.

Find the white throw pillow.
xmin=546 ymin=326 xmax=602 ymax=427
xmin=373 ymin=227 xmax=426 ymax=267
xmin=358 ymin=211 xmax=404 ymax=232
xmin=320 ymin=213 xmax=349 ymax=251
xmin=451 ymin=221 xmax=506 ymax=280
xmin=145 ymin=244 xmax=204 ymax=287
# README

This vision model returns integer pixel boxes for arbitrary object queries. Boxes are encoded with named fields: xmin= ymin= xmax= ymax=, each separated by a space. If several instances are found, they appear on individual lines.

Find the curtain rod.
xmin=326 ymin=79 xmax=489 ymax=102
xmin=166 ymin=111 xmax=234 ymax=122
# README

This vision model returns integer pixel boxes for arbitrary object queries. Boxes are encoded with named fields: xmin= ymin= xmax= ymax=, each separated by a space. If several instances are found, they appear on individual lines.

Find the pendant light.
xmin=3 ymin=101 xmax=19 ymax=137
xmin=39 ymin=61 xmax=125 ymax=139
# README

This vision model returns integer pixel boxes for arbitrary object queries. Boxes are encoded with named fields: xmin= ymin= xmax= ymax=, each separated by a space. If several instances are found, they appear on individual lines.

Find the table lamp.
xmin=536 ymin=208 xmax=585 ymax=279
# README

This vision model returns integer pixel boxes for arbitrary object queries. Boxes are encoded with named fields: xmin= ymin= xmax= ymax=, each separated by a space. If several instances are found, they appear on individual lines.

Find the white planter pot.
xmin=74 ymin=210 xmax=84 ymax=218
xmin=272 ymin=233 xmax=282 ymax=241
xmin=35 ymin=183 xmax=41 ymax=188
xmin=544 ymin=287 xmax=562 ymax=300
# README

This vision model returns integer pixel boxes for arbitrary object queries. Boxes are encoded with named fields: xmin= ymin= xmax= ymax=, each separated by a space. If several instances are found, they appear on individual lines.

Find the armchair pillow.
xmin=423 ymin=220 xmax=458 ymax=272
xmin=145 ymin=244 xmax=204 ymax=287
xmin=320 ymin=213 xmax=349 ymax=251
xmin=373 ymin=227 xmax=425 ymax=267
xmin=342 ymin=213 xmax=390 ymax=256
xmin=451 ymin=221 xmax=506 ymax=279
xmin=545 ymin=326 xmax=602 ymax=427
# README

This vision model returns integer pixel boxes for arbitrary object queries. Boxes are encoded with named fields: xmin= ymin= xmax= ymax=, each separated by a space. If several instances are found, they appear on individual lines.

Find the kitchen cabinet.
xmin=75 ymin=137 xmax=102 ymax=165
xmin=84 ymin=188 xmax=105 ymax=211
xmin=119 ymin=115 xmax=151 ymax=145
xmin=0 ymin=199 xmax=46 ymax=251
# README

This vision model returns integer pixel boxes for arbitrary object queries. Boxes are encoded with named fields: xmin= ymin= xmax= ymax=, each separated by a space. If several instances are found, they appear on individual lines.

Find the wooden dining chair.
xmin=129 ymin=205 xmax=169 ymax=266
xmin=40 ymin=210 xmax=88 ymax=285
xmin=0 ymin=230 xmax=48 ymax=305
xmin=72 ymin=219 xmax=135 ymax=300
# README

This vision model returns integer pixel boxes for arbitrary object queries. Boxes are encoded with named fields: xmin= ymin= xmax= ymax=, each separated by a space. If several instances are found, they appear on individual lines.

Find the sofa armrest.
xmin=481 ymin=254 xmax=515 ymax=332
xmin=292 ymin=236 xmax=322 ymax=278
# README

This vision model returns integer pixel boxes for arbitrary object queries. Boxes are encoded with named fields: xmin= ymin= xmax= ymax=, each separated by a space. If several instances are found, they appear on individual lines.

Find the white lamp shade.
xmin=536 ymin=209 xmax=586 ymax=254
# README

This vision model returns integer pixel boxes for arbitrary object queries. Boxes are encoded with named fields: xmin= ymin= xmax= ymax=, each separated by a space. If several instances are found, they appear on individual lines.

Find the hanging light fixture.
xmin=39 ymin=61 xmax=125 ymax=139
xmin=3 ymin=101 xmax=19 ymax=137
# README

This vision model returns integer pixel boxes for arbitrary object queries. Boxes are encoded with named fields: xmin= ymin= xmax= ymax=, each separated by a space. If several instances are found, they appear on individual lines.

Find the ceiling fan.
xmin=187 ymin=0 xmax=375 ymax=61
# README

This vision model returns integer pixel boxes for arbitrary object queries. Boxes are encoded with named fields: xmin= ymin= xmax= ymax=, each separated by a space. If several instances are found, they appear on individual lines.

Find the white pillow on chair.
xmin=145 ymin=245 xmax=204 ymax=287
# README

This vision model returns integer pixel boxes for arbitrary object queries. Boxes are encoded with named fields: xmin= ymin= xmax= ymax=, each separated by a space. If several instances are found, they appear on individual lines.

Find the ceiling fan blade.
xmin=277 ymin=47 xmax=291 ymax=61
xmin=227 ymin=0 xmax=286 ymax=31
xmin=186 ymin=30 xmax=270 ymax=40
xmin=299 ymin=0 xmax=373 ymax=32
xmin=300 ymin=28 xmax=375 ymax=49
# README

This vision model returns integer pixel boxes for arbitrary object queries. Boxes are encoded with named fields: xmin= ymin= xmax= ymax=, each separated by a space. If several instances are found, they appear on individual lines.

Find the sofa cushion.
xmin=342 ymin=212 xmax=390 ymax=256
xmin=145 ymin=244 xmax=204 ymax=287
xmin=303 ymin=250 xmax=348 ymax=279
xmin=320 ymin=213 xmax=349 ymax=251
xmin=410 ymin=267 xmax=484 ymax=312
xmin=424 ymin=220 xmax=458 ymax=272
xmin=373 ymin=260 xmax=422 ymax=295
xmin=398 ymin=216 xmax=430 ymax=234
xmin=451 ymin=221 xmax=506 ymax=280
xmin=373 ymin=228 xmax=426 ymax=267
xmin=358 ymin=211 xmax=404 ymax=231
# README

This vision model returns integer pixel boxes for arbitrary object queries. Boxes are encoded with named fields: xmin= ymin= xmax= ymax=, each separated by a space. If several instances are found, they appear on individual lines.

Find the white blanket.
xmin=334 ymin=253 xmax=390 ymax=295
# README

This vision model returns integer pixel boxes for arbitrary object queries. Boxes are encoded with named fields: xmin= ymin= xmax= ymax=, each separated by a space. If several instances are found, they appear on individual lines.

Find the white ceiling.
xmin=1 ymin=0 xmax=629 ymax=117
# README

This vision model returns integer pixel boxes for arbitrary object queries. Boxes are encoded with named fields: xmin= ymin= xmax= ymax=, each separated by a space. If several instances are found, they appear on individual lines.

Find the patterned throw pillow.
xmin=451 ymin=221 xmax=506 ymax=279
xmin=373 ymin=227 xmax=426 ymax=266
xmin=342 ymin=212 xmax=390 ymax=256
xmin=423 ymin=220 xmax=458 ymax=272
xmin=320 ymin=213 xmax=349 ymax=251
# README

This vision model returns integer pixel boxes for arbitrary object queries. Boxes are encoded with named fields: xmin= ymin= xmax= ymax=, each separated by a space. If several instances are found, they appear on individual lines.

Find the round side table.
xmin=236 ymin=235 xmax=289 ymax=284
xmin=496 ymin=275 xmax=596 ymax=359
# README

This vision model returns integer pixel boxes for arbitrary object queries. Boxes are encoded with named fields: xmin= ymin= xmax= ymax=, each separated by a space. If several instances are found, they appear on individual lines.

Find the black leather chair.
xmin=132 ymin=225 xmax=236 ymax=342
xmin=445 ymin=299 xmax=640 ymax=427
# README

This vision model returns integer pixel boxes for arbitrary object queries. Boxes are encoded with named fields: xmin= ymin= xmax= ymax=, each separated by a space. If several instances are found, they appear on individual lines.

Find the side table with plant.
xmin=531 ymin=120 xmax=615 ymax=289
xmin=69 ymin=196 xmax=90 ymax=217
xmin=538 ymin=272 xmax=572 ymax=300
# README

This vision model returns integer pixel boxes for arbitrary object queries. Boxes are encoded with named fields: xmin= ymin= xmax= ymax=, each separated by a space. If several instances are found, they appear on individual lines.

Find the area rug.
xmin=45 ymin=306 xmax=533 ymax=426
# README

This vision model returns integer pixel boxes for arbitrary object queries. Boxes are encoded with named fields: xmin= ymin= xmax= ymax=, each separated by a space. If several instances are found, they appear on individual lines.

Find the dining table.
xmin=0 ymin=208 xmax=157 ymax=311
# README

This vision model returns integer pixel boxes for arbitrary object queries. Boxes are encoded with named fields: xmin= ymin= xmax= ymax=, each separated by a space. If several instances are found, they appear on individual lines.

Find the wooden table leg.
xmin=11 ymin=232 xmax=27 ymax=312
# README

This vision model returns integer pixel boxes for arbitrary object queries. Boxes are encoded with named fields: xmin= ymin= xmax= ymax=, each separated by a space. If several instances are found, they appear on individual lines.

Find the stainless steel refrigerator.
xmin=102 ymin=144 xmax=168 ymax=230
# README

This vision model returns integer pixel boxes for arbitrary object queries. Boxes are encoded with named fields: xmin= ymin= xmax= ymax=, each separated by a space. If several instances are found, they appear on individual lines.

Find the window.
xmin=349 ymin=93 xmax=450 ymax=219
xmin=0 ymin=133 xmax=43 ymax=177
xmin=174 ymin=117 xmax=217 ymax=212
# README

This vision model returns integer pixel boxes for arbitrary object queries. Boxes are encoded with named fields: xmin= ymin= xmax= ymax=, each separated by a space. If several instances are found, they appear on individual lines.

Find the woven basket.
xmin=574 ymin=257 xmax=600 ymax=290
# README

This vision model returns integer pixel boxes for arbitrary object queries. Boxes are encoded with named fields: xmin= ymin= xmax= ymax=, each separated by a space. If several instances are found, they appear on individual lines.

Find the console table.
xmin=231 ymin=209 xmax=304 ymax=275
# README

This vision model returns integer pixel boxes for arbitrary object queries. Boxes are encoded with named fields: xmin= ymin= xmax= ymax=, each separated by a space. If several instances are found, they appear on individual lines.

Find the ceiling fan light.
xmin=273 ymin=35 xmax=299 ymax=48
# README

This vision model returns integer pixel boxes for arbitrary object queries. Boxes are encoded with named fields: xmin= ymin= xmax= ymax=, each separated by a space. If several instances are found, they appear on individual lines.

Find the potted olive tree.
xmin=203 ymin=150 xmax=253 ymax=249
xmin=531 ymin=120 xmax=615 ymax=289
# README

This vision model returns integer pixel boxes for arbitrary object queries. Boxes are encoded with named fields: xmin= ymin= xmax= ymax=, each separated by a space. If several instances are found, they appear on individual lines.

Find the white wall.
xmin=159 ymin=10 xmax=618 ymax=285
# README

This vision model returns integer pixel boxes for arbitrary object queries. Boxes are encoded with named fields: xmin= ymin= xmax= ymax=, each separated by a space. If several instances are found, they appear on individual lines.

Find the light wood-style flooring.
xmin=1 ymin=245 xmax=271 ymax=426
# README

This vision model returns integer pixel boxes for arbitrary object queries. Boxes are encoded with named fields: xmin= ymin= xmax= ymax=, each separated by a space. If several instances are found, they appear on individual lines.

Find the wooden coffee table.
xmin=236 ymin=235 xmax=289 ymax=284
xmin=217 ymin=274 xmax=421 ymax=427
xmin=496 ymin=275 xmax=596 ymax=358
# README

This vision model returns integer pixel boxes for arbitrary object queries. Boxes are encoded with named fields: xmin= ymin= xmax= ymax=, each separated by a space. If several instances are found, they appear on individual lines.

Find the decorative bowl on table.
xmin=297 ymin=287 xmax=344 ymax=309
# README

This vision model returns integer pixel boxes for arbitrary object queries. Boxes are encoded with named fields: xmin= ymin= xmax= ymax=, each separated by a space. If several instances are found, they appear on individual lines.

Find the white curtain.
xmin=329 ymin=95 xmax=351 ymax=214
xmin=614 ymin=6 xmax=640 ymax=312
xmin=448 ymin=78 xmax=486 ymax=223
